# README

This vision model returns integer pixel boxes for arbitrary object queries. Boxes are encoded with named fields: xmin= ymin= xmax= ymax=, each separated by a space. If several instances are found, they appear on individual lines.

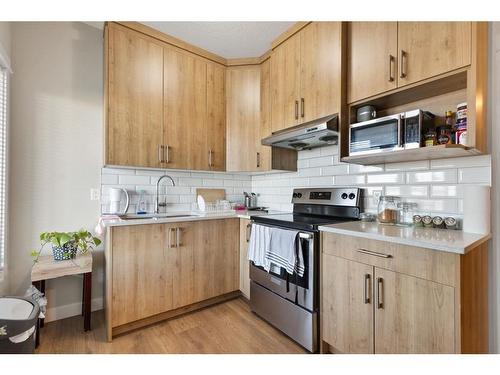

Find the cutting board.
xmin=196 ymin=188 xmax=226 ymax=203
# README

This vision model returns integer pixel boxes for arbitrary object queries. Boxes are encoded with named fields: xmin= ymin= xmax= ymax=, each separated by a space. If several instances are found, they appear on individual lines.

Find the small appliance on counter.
xmin=244 ymin=192 xmax=258 ymax=209
xmin=105 ymin=187 xmax=129 ymax=215
xmin=349 ymin=109 xmax=435 ymax=156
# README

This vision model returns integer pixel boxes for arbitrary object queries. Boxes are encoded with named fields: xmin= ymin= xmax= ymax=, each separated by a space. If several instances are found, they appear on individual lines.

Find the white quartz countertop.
xmin=318 ymin=221 xmax=491 ymax=254
xmin=102 ymin=210 xmax=284 ymax=227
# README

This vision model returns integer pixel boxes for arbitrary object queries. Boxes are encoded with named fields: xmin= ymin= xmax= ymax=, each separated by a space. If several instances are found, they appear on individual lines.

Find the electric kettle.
xmin=106 ymin=188 xmax=130 ymax=215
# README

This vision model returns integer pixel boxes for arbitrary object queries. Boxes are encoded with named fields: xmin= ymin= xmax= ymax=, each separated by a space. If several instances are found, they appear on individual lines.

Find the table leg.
xmin=83 ymin=272 xmax=92 ymax=331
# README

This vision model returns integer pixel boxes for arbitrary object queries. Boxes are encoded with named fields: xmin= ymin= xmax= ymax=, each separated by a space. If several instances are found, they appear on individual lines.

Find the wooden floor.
xmin=36 ymin=297 xmax=306 ymax=354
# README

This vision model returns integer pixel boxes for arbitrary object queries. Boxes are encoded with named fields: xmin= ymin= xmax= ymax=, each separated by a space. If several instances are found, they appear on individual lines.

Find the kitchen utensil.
xmin=356 ymin=105 xmax=377 ymax=122
xmin=196 ymin=188 xmax=225 ymax=203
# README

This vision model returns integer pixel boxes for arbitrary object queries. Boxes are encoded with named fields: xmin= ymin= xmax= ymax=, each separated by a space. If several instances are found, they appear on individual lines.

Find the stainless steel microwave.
xmin=349 ymin=109 xmax=433 ymax=156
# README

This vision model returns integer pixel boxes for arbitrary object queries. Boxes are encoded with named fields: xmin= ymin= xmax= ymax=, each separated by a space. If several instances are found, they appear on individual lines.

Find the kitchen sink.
xmin=120 ymin=213 xmax=200 ymax=220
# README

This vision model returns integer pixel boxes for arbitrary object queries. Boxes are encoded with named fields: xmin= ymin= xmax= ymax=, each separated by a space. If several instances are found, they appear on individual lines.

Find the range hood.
xmin=261 ymin=114 xmax=339 ymax=151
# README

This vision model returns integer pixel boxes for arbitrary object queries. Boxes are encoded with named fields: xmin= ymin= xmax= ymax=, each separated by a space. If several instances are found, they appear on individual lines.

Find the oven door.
xmin=349 ymin=113 xmax=402 ymax=156
xmin=249 ymin=225 xmax=317 ymax=312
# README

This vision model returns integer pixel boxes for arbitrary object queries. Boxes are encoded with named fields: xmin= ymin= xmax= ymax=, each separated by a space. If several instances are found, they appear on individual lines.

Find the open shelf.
xmin=341 ymin=144 xmax=481 ymax=165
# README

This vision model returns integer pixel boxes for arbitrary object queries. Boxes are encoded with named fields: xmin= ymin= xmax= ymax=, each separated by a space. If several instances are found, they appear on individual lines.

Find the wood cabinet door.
xmin=322 ymin=255 xmax=375 ymax=353
xmin=347 ymin=22 xmax=398 ymax=103
xmin=171 ymin=222 xmax=196 ymax=309
xmin=192 ymin=219 xmax=239 ymax=302
xmin=258 ymin=59 xmax=272 ymax=171
xmin=300 ymin=22 xmax=343 ymax=122
xmin=164 ymin=47 xmax=208 ymax=170
xmin=111 ymin=224 xmax=174 ymax=327
xmin=239 ymin=219 xmax=251 ymax=298
xmin=107 ymin=24 xmax=164 ymax=168
xmin=397 ymin=22 xmax=472 ymax=87
xmin=207 ymin=62 xmax=226 ymax=171
xmin=226 ymin=66 xmax=261 ymax=171
xmin=374 ymin=268 xmax=455 ymax=354
xmin=270 ymin=33 xmax=301 ymax=133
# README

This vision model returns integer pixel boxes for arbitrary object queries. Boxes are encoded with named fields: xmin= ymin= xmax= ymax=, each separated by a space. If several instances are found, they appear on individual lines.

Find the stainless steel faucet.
xmin=155 ymin=175 xmax=176 ymax=214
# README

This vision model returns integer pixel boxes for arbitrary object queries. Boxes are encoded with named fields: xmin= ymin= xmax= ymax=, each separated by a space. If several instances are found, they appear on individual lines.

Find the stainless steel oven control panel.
xmin=291 ymin=187 xmax=361 ymax=206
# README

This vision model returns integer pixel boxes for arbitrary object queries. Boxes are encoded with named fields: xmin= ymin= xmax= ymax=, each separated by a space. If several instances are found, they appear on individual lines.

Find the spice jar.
xmin=422 ymin=215 xmax=433 ymax=228
xmin=413 ymin=214 xmax=423 ymax=227
xmin=424 ymin=128 xmax=437 ymax=147
xmin=377 ymin=196 xmax=401 ymax=225
xmin=397 ymin=202 xmax=417 ymax=226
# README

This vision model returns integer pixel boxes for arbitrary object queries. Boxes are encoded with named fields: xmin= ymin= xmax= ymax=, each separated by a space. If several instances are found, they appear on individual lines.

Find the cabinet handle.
xmin=300 ymin=98 xmax=305 ymax=118
xmin=388 ymin=54 xmax=395 ymax=82
xmin=363 ymin=274 xmax=371 ymax=304
xmin=176 ymin=227 xmax=182 ymax=248
xmin=158 ymin=145 xmax=164 ymax=163
xmin=357 ymin=248 xmax=392 ymax=259
xmin=246 ymin=223 xmax=252 ymax=242
xmin=164 ymin=145 xmax=170 ymax=164
xmin=294 ymin=100 xmax=299 ymax=120
xmin=376 ymin=277 xmax=384 ymax=309
xmin=400 ymin=50 xmax=407 ymax=78
xmin=168 ymin=227 xmax=177 ymax=248
xmin=208 ymin=149 xmax=213 ymax=168
xmin=256 ymin=152 xmax=261 ymax=168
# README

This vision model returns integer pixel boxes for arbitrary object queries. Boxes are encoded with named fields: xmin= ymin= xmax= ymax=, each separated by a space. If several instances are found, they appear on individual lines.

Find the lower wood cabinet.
xmin=321 ymin=232 xmax=488 ymax=354
xmin=106 ymin=219 xmax=239 ymax=339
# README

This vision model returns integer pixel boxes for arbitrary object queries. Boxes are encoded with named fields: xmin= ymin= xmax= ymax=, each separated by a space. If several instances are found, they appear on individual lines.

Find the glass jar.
xmin=377 ymin=196 xmax=400 ymax=225
xmin=397 ymin=202 xmax=417 ymax=226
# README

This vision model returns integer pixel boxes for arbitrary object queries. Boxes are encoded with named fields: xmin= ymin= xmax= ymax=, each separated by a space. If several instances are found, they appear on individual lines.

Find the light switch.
xmin=90 ymin=188 xmax=100 ymax=201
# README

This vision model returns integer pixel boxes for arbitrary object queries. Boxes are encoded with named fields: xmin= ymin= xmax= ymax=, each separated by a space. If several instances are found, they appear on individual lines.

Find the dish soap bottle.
xmin=136 ymin=190 xmax=148 ymax=215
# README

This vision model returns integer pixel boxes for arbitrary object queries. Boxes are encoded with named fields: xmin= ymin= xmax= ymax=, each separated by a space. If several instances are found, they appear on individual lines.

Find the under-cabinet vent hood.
xmin=261 ymin=114 xmax=339 ymax=151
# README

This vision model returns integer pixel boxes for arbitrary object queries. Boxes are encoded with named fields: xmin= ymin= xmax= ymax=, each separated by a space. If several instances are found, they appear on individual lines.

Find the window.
xmin=0 ymin=67 xmax=7 ymax=272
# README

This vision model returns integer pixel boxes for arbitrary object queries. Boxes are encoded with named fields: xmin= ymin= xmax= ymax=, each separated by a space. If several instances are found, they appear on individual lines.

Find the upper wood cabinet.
xmin=348 ymin=22 xmax=398 ymax=103
xmin=105 ymin=22 xmax=226 ymax=171
xmin=397 ymin=22 xmax=472 ymax=87
xmin=106 ymin=24 xmax=164 ymax=168
xmin=163 ymin=47 xmax=208 ymax=170
xmin=348 ymin=22 xmax=472 ymax=103
xmin=271 ymin=22 xmax=343 ymax=133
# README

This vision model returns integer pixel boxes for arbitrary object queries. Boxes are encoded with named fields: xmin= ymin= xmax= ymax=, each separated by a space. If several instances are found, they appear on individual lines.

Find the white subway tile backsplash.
xmin=384 ymin=160 xmax=429 ymax=171
xmin=101 ymin=174 xmax=118 ymax=185
xmin=385 ymin=185 xmax=428 ymax=197
xmin=298 ymin=148 xmax=322 ymax=160
xmin=406 ymin=169 xmax=457 ymax=184
xmin=309 ymin=176 xmax=334 ymax=186
xmin=366 ymin=173 xmax=404 ymax=185
xmin=458 ymin=167 xmax=491 ymax=185
xmin=430 ymin=185 xmax=463 ymax=198
xmin=102 ymin=167 xmax=135 ymax=175
xmin=308 ymin=156 xmax=335 ymax=168
xmin=348 ymin=164 xmax=384 ymax=174
xmin=299 ymin=167 xmax=322 ymax=177
xmin=118 ymin=175 xmax=151 ymax=185
xmin=178 ymin=177 xmax=202 ymax=186
xmin=202 ymin=179 xmax=224 ymax=187
xmin=335 ymin=174 xmax=365 ymax=185
xmin=320 ymin=145 xmax=339 ymax=156
xmin=430 ymin=155 xmax=491 ymax=169
xmin=321 ymin=164 xmax=349 ymax=176
xmin=410 ymin=199 xmax=458 ymax=214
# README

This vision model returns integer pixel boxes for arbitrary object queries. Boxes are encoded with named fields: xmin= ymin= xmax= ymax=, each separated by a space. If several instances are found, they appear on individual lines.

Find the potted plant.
xmin=31 ymin=230 xmax=102 ymax=262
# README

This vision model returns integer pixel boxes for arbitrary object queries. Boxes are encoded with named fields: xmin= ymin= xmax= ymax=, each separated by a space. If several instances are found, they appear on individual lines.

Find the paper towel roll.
xmin=462 ymin=185 xmax=491 ymax=234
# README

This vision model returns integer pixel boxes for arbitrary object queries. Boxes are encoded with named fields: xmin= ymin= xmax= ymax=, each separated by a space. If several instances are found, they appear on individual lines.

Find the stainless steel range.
xmin=249 ymin=187 xmax=362 ymax=352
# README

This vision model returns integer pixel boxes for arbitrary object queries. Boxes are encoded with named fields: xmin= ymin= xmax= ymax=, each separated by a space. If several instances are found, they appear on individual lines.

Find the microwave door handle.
xmin=398 ymin=116 xmax=404 ymax=148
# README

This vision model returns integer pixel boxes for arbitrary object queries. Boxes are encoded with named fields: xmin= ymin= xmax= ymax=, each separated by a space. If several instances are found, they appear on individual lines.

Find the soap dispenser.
xmin=136 ymin=190 xmax=148 ymax=215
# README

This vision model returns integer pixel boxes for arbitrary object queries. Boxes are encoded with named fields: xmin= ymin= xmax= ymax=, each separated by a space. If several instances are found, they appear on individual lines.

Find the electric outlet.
xmin=90 ymin=188 xmax=100 ymax=201
xmin=373 ymin=190 xmax=382 ymax=205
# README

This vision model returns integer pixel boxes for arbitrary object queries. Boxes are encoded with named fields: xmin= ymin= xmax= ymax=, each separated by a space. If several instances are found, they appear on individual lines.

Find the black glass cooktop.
xmin=251 ymin=213 xmax=355 ymax=231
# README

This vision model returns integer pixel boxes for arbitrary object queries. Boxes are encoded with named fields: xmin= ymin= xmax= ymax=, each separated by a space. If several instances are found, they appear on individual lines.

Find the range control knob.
xmin=349 ymin=193 xmax=356 ymax=200
xmin=341 ymin=193 xmax=348 ymax=199
xmin=297 ymin=193 xmax=302 ymax=198
xmin=293 ymin=193 xmax=298 ymax=198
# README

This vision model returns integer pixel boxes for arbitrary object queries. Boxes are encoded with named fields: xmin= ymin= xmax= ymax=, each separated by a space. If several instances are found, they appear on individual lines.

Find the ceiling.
xmin=141 ymin=22 xmax=296 ymax=59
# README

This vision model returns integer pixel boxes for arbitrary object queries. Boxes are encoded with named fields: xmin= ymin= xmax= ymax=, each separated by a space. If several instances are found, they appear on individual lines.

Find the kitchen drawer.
xmin=321 ymin=232 xmax=458 ymax=286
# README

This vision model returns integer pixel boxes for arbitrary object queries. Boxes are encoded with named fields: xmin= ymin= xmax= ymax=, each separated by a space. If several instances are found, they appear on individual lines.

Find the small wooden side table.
xmin=31 ymin=253 xmax=93 ymax=346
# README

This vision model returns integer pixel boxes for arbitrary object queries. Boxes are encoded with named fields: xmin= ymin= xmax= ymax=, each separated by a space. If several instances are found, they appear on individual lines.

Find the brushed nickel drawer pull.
xmin=168 ymin=227 xmax=177 ymax=248
xmin=176 ymin=227 xmax=182 ymax=248
xmin=300 ymin=97 xmax=305 ymax=118
xmin=357 ymin=248 xmax=392 ymax=259
xmin=400 ymin=50 xmax=407 ymax=78
xmin=363 ymin=273 xmax=371 ymax=304
xmin=158 ymin=145 xmax=164 ymax=163
xmin=246 ymin=223 xmax=252 ymax=242
xmin=376 ymin=277 xmax=384 ymax=309
xmin=208 ymin=149 xmax=213 ymax=168
xmin=294 ymin=100 xmax=299 ymax=120
xmin=165 ymin=145 xmax=170 ymax=164
xmin=256 ymin=152 xmax=261 ymax=168
xmin=388 ymin=54 xmax=395 ymax=82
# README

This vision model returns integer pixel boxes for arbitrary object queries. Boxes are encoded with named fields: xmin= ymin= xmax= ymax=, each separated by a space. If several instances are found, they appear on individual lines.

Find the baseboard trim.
xmin=44 ymin=297 xmax=104 ymax=323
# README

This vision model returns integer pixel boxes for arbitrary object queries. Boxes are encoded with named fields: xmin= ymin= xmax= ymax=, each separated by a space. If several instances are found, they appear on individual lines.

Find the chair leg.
xmin=83 ymin=272 xmax=92 ymax=331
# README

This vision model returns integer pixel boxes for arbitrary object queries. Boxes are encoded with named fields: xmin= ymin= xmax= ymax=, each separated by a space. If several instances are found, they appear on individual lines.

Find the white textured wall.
xmin=8 ymin=22 xmax=103 ymax=320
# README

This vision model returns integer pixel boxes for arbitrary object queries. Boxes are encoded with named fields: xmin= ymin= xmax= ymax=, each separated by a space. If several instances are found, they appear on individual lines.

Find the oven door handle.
xmin=250 ymin=221 xmax=314 ymax=240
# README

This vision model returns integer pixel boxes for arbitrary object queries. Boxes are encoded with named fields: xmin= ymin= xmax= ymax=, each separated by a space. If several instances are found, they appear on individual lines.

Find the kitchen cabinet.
xmin=321 ymin=232 xmax=488 ymax=354
xmin=347 ymin=22 xmax=398 ymax=103
xmin=105 ymin=22 xmax=226 ymax=171
xmin=207 ymin=62 xmax=227 ymax=171
xmin=347 ymin=22 xmax=472 ymax=103
xmin=163 ymin=47 xmax=208 ymax=170
xmin=106 ymin=218 xmax=239 ymax=339
xmin=271 ymin=22 xmax=343 ymax=133
xmin=397 ymin=22 xmax=471 ymax=87
xmin=239 ymin=218 xmax=251 ymax=299
xmin=322 ymin=255 xmax=374 ymax=354
xmin=226 ymin=63 xmax=297 ymax=172
xmin=106 ymin=24 xmax=164 ymax=168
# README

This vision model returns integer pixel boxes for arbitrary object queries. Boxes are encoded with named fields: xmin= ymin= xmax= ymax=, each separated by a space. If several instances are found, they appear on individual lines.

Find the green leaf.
xmin=93 ymin=237 xmax=102 ymax=246
xmin=59 ymin=233 xmax=72 ymax=246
